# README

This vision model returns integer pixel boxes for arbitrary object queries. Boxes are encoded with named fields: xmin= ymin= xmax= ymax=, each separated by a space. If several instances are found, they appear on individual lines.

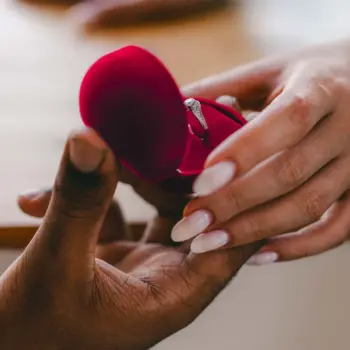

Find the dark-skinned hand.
xmin=0 ymin=128 xmax=259 ymax=350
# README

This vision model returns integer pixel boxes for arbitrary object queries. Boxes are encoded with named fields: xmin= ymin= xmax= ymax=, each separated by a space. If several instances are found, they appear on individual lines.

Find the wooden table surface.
xmin=0 ymin=0 xmax=260 ymax=246
xmin=2 ymin=0 xmax=350 ymax=247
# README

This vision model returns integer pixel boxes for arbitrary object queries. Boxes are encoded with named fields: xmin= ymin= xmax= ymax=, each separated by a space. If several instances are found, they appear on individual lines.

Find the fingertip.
xmin=17 ymin=192 xmax=31 ymax=213
xmin=17 ymin=189 xmax=51 ymax=218
xmin=193 ymin=161 xmax=236 ymax=196
xmin=68 ymin=127 xmax=117 ymax=175
xmin=47 ymin=127 xmax=119 ymax=224
xmin=190 ymin=230 xmax=230 ymax=254
xmin=215 ymin=95 xmax=241 ymax=112
xmin=246 ymin=251 xmax=278 ymax=266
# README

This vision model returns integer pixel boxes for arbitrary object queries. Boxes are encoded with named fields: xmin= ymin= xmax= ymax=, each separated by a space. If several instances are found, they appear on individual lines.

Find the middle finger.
xmin=184 ymin=110 xmax=348 ymax=229
xmin=190 ymin=154 xmax=350 ymax=252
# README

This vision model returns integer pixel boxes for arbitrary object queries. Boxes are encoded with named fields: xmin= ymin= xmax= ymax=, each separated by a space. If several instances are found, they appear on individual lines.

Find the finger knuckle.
xmin=278 ymin=152 xmax=309 ymax=188
xmin=223 ymin=189 xmax=242 ymax=215
xmin=233 ymin=216 xmax=264 ymax=244
xmin=301 ymin=191 xmax=326 ymax=221
xmin=314 ymin=64 xmax=350 ymax=100
xmin=54 ymin=181 xmax=108 ymax=219
xmin=288 ymin=94 xmax=312 ymax=130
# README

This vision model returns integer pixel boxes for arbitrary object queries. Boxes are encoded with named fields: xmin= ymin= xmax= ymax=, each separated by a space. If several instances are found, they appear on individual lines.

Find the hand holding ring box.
xmin=79 ymin=46 xmax=246 ymax=194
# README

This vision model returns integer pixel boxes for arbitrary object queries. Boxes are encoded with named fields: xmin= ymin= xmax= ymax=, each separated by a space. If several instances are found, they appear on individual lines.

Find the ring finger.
xmin=250 ymin=190 xmax=350 ymax=263
xmin=189 ymin=154 xmax=350 ymax=253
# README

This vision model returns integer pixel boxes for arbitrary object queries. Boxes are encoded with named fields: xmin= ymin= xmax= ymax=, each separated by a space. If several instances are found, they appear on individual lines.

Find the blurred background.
xmin=1 ymin=0 xmax=350 ymax=349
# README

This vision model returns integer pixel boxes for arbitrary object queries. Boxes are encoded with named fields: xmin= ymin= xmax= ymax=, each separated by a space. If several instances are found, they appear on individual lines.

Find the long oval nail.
xmin=246 ymin=252 xmax=278 ymax=266
xmin=193 ymin=161 xmax=236 ymax=197
xmin=190 ymin=230 xmax=230 ymax=254
xmin=171 ymin=210 xmax=212 ymax=242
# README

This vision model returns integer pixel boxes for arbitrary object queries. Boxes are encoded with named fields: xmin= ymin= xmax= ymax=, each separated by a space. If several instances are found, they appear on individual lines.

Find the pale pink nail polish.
xmin=246 ymin=252 xmax=278 ymax=266
xmin=171 ymin=210 xmax=212 ymax=242
xmin=193 ymin=161 xmax=236 ymax=197
xmin=190 ymin=230 xmax=230 ymax=254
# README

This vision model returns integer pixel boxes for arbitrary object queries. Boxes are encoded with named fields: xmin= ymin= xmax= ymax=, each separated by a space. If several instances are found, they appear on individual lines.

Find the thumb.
xmin=182 ymin=57 xmax=283 ymax=110
xmin=17 ymin=188 xmax=51 ymax=218
xmin=34 ymin=128 xmax=118 ymax=273
xmin=18 ymin=189 xmax=129 ymax=243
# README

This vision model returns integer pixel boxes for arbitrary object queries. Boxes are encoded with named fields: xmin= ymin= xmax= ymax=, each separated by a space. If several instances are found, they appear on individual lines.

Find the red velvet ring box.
xmin=79 ymin=46 xmax=246 ymax=194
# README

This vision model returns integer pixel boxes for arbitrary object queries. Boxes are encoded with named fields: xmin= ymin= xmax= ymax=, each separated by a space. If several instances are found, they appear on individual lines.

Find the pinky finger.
xmin=247 ymin=192 xmax=350 ymax=264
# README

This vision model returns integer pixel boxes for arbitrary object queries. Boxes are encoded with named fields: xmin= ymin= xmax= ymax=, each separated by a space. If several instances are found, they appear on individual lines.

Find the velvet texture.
xmin=80 ymin=46 xmax=246 ymax=193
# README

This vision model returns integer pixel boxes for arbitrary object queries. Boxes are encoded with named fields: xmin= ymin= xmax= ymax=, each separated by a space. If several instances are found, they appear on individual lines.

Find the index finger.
xmin=204 ymin=69 xmax=335 ymax=177
xmin=182 ymin=57 xmax=281 ymax=110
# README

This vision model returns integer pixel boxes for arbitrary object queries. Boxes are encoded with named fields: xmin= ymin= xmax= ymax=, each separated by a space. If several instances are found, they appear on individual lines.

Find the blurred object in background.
xmin=19 ymin=0 xmax=234 ymax=29
xmin=244 ymin=0 xmax=350 ymax=54
xmin=69 ymin=0 xmax=233 ymax=30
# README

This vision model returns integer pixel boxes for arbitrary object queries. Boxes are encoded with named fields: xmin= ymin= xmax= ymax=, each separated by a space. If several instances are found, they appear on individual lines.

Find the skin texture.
xmin=176 ymin=38 xmax=350 ymax=263
xmin=0 ymin=128 xmax=259 ymax=350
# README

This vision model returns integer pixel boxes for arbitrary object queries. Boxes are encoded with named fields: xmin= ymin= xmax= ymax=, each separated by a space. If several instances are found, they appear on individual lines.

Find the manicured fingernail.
xmin=171 ymin=210 xmax=212 ymax=242
xmin=190 ymin=230 xmax=230 ymax=254
xmin=216 ymin=95 xmax=241 ymax=111
xmin=193 ymin=161 xmax=236 ymax=196
xmin=69 ymin=129 xmax=106 ymax=173
xmin=246 ymin=112 xmax=259 ymax=122
xmin=246 ymin=252 xmax=278 ymax=266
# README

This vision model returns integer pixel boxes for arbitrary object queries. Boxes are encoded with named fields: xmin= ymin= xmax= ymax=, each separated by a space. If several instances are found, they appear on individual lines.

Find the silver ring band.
xmin=184 ymin=98 xmax=209 ymax=131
